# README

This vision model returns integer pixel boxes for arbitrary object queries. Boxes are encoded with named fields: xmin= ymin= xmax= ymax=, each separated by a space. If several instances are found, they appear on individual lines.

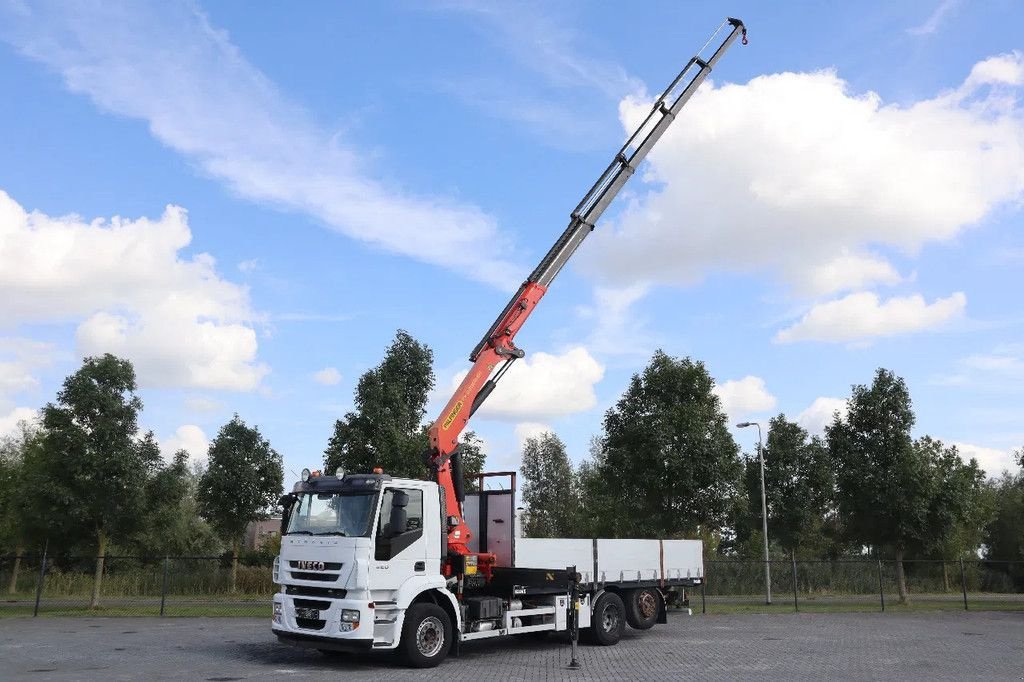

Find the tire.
xmin=625 ymin=587 xmax=660 ymax=630
xmin=400 ymin=603 xmax=452 ymax=668
xmin=586 ymin=591 xmax=625 ymax=646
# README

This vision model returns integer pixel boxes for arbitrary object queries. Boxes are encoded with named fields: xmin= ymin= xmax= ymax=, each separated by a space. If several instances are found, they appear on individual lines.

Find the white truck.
xmin=272 ymin=470 xmax=704 ymax=667
xmin=271 ymin=17 xmax=745 ymax=667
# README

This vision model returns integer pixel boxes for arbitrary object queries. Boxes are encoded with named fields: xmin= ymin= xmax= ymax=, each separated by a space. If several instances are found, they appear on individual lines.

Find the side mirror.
xmin=387 ymin=490 xmax=409 ymax=536
xmin=279 ymin=494 xmax=297 ymax=535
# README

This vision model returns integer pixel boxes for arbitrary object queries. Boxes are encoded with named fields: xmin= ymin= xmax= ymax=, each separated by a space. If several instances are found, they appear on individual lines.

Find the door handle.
xmin=414 ymin=561 xmax=425 ymax=572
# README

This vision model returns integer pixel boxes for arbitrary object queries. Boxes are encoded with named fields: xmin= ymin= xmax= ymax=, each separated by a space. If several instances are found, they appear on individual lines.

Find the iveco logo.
xmin=297 ymin=560 xmax=326 ymax=571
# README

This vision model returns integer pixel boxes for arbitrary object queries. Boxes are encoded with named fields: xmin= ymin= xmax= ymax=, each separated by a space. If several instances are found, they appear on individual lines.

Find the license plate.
xmin=295 ymin=607 xmax=320 ymax=619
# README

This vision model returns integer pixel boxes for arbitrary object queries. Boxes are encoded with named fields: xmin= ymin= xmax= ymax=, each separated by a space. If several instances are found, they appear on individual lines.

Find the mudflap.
xmin=657 ymin=589 xmax=669 ymax=624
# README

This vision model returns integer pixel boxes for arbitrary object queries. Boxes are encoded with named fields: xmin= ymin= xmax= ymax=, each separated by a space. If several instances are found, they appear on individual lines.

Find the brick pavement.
xmin=1 ymin=611 xmax=1021 ymax=680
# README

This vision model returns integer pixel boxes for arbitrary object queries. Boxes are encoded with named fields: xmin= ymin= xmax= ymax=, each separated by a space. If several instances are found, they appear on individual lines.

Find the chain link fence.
xmin=698 ymin=559 xmax=1024 ymax=614
xmin=3 ymin=553 xmax=1022 ymax=618
xmin=0 ymin=553 xmax=273 ymax=617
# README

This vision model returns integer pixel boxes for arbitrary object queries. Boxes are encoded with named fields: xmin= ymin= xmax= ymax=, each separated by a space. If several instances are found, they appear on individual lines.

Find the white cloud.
xmin=583 ymin=55 xmax=1024 ymax=296
xmin=0 ymin=191 xmax=266 ymax=390
xmin=237 ymin=259 xmax=258 ymax=273
xmin=797 ymin=397 xmax=848 ymax=435
xmin=514 ymin=422 xmax=552 ymax=450
xmin=313 ymin=367 xmax=342 ymax=386
xmin=0 ymin=3 xmax=519 ymax=289
xmin=448 ymin=347 xmax=604 ymax=421
xmin=907 ymin=0 xmax=960 ymax=36
xmin=799 ymin=252 xmax=903 ymax=296
xmin=934 ymin=344 xmax=1024 ymax=389
xmin=775 ymin=291 xmax=966 ymax=343
xmin=0 ymin=338 xmax=56 ymax=402
xmin=951 ymin=441 xmax=1020 ymax=477
xmin=575 ymin=283 xmax=655 ymax=357
xmin=160 ymin=424 xmax=210 ymax=463
xmin=713 ymin=376 xmax=777 ymax=422
xmin=0 ymin=407 xmax=38 ymax=439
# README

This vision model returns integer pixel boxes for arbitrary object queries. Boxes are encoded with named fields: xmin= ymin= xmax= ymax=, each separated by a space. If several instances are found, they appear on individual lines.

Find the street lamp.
xmin=737 ymin=421 xmax=771 ymax=605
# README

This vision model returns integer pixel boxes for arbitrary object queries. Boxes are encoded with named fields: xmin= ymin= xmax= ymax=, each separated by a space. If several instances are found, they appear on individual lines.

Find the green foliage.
xmin=587 ymin=350 xmax=741 ymax=538
xmin=37 ymin=355 xmax=156 ymax=545
xmin=198 ymin=415 xmax=284 ymax=547
xmin=324 ymin=330 xmax=434 ymax=478
xmin=985 ymin=467 xmax=1024 ymax=563
xmin=132 ymin=451 xmax=222 ymax=557
xmin=520 ymin=431 xmax=578 ymax=537
xmin=458 ymin=431 xmax=487 ymax=492
xmin=742 ymin=415 xmax=834 ymax=556
xmin=0 ymin=421 xmax=45 ymax=551
xmin=827 ymin=368 xmax=926 ymax=553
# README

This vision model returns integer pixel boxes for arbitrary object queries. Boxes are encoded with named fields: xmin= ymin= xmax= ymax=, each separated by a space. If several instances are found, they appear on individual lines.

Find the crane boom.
xmin=426 ymin=18 xmax=747 ymax=570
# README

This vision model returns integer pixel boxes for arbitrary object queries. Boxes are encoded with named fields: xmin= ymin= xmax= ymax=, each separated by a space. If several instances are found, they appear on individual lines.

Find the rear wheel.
xmin=625 ymin=587 xmax=660 ymax=630
xmin=400 ymin=603 xmax=451 ymax=668
xmin=586 ymin=591 xmax=625 ymax=646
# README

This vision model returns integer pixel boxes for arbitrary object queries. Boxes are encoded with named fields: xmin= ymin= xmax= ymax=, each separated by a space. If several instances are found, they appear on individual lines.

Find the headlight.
xmin=272 ymin=601 xmax=283 ymax=624
xmin=341 ymin=609 xmax=361 ymax=623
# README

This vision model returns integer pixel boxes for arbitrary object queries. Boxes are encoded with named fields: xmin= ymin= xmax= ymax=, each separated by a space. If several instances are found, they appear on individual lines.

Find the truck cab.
xmin=273 ymin=470 xmax=458 ymax=663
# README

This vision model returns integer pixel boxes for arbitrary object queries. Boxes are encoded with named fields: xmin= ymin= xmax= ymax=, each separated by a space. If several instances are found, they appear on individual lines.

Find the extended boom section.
xmin=426 ymin=18 xmax=748 ymax=564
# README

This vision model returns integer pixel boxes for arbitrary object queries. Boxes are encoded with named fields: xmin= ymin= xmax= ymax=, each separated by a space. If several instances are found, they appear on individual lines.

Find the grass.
xmin=690 ymin=593 xmax=1024 ymax=615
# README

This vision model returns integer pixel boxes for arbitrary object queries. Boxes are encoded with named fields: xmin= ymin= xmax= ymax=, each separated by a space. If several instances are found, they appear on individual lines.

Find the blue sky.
xmin=1 ymin=0 xmax=1021 ymax=483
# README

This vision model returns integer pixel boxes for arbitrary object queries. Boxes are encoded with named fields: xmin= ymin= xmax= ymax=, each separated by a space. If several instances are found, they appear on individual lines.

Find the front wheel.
xmin=400 ymin=603 xmax=452 ymax=668
xmin=586 ymin=591 xmax=625 ymax=646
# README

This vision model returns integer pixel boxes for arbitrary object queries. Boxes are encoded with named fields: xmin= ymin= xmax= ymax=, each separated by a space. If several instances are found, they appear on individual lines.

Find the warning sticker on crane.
xmin=442 ymin=400 xmax=463 ymax=430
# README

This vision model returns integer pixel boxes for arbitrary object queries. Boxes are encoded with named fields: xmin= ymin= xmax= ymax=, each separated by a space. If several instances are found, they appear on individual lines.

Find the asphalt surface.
xmin=1 ymin=611 xmax=1021 ymax=681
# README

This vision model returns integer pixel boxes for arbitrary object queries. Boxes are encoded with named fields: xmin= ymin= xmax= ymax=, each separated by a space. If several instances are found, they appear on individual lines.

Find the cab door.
xmin=370 ymin=487 xmax=427 ymax=594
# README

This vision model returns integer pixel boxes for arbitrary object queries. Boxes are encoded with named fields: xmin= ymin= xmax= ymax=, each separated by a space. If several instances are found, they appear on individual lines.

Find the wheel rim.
xmin=415 ymin=616 xmax=445 ymax=658
xmin=602 ymin=603 xmax=620 ymax=632
xmin=638 ymin=590 xmax=657 ymax=619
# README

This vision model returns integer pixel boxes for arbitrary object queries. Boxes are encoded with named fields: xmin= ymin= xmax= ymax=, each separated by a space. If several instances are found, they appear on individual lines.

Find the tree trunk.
xmin=942 ymin=561 xmax=950 ymax=593
xmin=7 ymin=545 xmax=23 ymax=594
xmin=91 ymin=529 xmax=107 ymax=609
xmin=894 ymin=548 xmax=909 ymax=604
xmin=230 ymin=543 xmax=239 ymax=594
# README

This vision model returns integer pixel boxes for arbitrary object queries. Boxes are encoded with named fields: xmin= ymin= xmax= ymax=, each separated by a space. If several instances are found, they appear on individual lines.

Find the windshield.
xmin=285 ymin=492 xmax=377 ymax=537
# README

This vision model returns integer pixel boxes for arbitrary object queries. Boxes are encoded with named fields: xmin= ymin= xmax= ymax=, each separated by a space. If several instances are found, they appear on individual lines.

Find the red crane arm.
xmin=424 ymin=18 xmax=747 ymax=564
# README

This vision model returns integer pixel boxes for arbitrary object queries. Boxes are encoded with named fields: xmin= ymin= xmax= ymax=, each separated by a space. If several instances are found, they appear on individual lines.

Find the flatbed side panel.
xmin=515 ymin=538 xmax=592 ymax=579
xmin=661 ymin=539 xmax=704 ymax=581
xmin=596 ymin=539 xmax=661 ymax=582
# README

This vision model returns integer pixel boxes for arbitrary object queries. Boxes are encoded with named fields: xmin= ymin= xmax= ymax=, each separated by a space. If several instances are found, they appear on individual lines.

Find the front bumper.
xmin=272 ymin=592 xmax=375 ymax=644
xmin=273 ymin=629 xmax=373 ymax=652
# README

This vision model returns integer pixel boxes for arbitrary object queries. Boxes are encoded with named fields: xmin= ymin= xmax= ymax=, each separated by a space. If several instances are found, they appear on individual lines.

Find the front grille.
xmin=290 ymin=571 xmax=336 ymax=582
xmin=288 ymin=561 xmax=343 ymax=571
xmin=286 ymin=585 xmax=347 ymax=599
xmin=294 ymin=598 xmax=331 ymax=610
xmin=295 ymin=618 xmax=326 ymax=631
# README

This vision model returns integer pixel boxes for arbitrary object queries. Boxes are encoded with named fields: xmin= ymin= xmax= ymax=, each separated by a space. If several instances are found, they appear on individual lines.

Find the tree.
xmin=520 ymin=432 xmax=577 ymax=537
xmin=132 ymin=450 xmax=221 ymax=557
xmin=458 ymin=431 xmax=487 ymax=492
xmin=324 ymin=330 xmax=434 ymax=479
xmin=983 ymin=449 xmax=1024 ymax=588
xmin=198 ymin=415 xmax=283 ymax=592
xmin=590 ymin=351 xmax=742 ymax=539
xmin=743 ymin=415 xmax=833 ymax=560
xmin=826 ymin=368 xmax=987 ymax=603
xmin=38 ymin=354 xmax=157 ymax=607
xmin=0 ymin=420 xmax=45 ymax=593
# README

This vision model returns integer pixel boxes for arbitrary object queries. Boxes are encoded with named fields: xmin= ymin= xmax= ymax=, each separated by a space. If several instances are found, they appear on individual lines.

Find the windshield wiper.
xmin=312 ymin=531 xmax=348 ymax=536
xmin=286 ymin=530 xmax=314 ymax=535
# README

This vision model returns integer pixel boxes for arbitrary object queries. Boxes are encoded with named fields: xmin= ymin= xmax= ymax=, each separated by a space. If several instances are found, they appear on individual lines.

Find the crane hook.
xmin=741 ymin=28 xmax=748 ymax=46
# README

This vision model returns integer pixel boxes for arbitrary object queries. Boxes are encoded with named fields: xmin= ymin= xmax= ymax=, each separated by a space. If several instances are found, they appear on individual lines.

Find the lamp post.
xmin=737 ymin=421 xmax=771 ymax=605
